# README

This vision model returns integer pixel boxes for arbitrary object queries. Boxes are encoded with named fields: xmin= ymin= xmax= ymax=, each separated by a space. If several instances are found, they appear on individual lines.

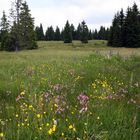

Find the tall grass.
xmin=0 ymin=41 xmax=140 ymax=140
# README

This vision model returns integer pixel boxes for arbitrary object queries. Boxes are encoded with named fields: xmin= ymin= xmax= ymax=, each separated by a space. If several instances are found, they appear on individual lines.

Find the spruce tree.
xmin=35 ymin=24 xmax=45 ymax=41
xmin=80 ymin=21 xmax=88 ymax=43
xmin=63 ymin=20 xmax=72 ymax=43
xmin=126 ymin=3 xmax=140 ymax=48
xmin=76 ymin=24 xmax=82 ymax=40
xmin=19 ymin=1 xmax=37 ymax=49
xmin=88 ymin=29 xmax=93 ymax=40
xmin=54 ymin=26 xmax=61 ymax=41
xmin=45 ymin=26 xmax=55 ymax=41
xmin=0 ymin=11 xmax=9 ymax=50
xmin=70 ymin=24 xmax=76 ymax=40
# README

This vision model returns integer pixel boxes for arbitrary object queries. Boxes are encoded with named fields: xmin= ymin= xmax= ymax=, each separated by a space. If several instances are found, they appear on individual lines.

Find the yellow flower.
xmin=0 ymin=132 xmax=4 ymax=138
xmin=29 ymin=105 xmax=33 ymax=109
xmin=54 ymin=104 xmax=58 ymax=108
xmin=46 ymin=123 xmax=49 ymax=127
xmin=48 ymin=128 xmax=53 ymax=135
xmin=97 ymin=116 xmax=100 ymax=120
xmin=52 ymin=125 xmax=56 ymax=132
xmin=61 ymin=132 xmax=64 ymax=136
xmin=37 ymin=114 xmax=41 ymax=118
xmin=20 ymin=91 xmax=25 ymax=95
xmin=21 ymin=123 xmax=24 ymax=126
xmin=69 ymin=125 xmax=73 ymax=129
xmin=15 ymin=114 xmax=19 ymax=118
xmin=92 ymin=83 xmax=96 ymax=89
xmin=73 ymin=127 xmax=76 ymax=132
xmin=69 ymin=124 xmax=76 ymax=132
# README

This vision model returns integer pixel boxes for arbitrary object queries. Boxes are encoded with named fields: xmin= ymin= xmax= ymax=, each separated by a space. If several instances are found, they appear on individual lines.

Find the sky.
xmin=0 ymin=0 xmax=140 ymax=30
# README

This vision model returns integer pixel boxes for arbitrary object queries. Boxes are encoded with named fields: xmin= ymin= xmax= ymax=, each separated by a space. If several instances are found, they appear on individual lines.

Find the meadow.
xmin=0 ymin=40 xmax=140 ymax=140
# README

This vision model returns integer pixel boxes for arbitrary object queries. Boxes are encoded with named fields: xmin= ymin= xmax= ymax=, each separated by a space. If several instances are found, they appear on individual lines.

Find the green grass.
xmin=0 ymin=40 xmax=140 ymax=140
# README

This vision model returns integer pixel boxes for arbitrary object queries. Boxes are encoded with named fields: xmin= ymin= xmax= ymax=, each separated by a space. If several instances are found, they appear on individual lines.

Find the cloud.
xmin=0 ymin=0 xmax=140 ymax=30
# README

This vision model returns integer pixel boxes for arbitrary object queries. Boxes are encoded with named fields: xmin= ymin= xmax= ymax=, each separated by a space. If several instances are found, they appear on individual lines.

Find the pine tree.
xmin=54 ymin=26 xmax=61 ymax=41
xmin=80 ymin=21 xmax=88 ymax=43
xmin=63 ymin=20 xmax=72 ymax=43
xmin=70 ymin=24 xmax=76 ymax=40
xmin=76 ymin=24 xmax=82 ymax=40
xmin=88 ymin=29 xmax=93 ymax=40
xmin=35 ymin=24 xmax=45 ymax=41
xmin=93 ymin=29 xmax=98 ymax=39
xmin=0 ymin=11 xmax=9 ymax=50
xmin=45 ymin=26 xmax=55 ymax=41
xmin=19 ymin=1 xmax=37 ymax=49
xmin=125 ymin=3 xmax=140 ymax=48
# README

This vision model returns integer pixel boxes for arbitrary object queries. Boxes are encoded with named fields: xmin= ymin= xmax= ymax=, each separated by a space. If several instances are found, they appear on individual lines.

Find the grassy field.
xmin=0 ymin=40 xmax=140 ymax=140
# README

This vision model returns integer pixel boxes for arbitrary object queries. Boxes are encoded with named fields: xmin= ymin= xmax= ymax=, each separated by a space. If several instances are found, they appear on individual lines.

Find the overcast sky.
xmin=0 ymin=0 xmax=140 ymax=30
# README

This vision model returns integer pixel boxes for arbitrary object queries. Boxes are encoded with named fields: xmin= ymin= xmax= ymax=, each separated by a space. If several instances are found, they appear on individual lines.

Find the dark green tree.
xmin=124 ymin=3 xmax=140 ymax=47
xmin=45 ymin=26 xmax=55 ymax=41
xmin=35 ymin=24 xmax=45 ymax=41
xmin=80 ymin=21 xmax=88 ymax=43
xmin=70 ymin=24 xmax=76 ymax=40
xmin=54 ymin=26 xmax=61 ymax=41
xmin=63 ymin=20 xmax=72 ymax=43
xmin=76 ymin=23 xmax=82 ymax=40
xmin=88 ymin=29 xmax=93 ymax=40
xmin=0 ymin=11 xmax=10 ymax=50
xmin=92 ymin=29 xmax=98 ymax=39
xmin=19 ymin=1 xmax=38 ymax=49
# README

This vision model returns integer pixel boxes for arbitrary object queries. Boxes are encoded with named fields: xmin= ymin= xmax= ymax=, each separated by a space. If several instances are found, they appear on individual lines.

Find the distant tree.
xmin=88 ymin=29 xmax=93 ymax=40
xmin=76 ymin=23 xmax=82 ymax=40
xmin=98 ymin=26 xmax=106 ymax=40
xmin=93 ymin=29 xmax=98 ymax=39
xmin=45 ymin=26 xmax=55 ymax=41
xmin=54 ymin=26 xmax=61 ymax=41
xmin=70 ymin=24 xmax=76 ymax=40
xmin=63 ymin=20 xmax=72 ymax=43
xmin=80 ymin=21 xmax=88 ymax=43
xmin=35 ymin=24 xmax=45 ymax=41
xmin=19 ymin=1 xmax=38 ymax=49
xmin=0 ymin=11 xmax=10 ymax=50
xmin=60 ymin=28 xmax=64 ymax=40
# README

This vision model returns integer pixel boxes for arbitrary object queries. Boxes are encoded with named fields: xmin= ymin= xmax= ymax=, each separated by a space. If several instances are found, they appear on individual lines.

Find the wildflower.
xmin=15 ymin=114 xmax=19 ymax=118
xmin=0 ymin=132 xmax=4 ymax=138
xmin=48 ymin=128 xmax=53 ymax=135
xmin=20 ymin=91 xmax=25 ymax=96
xmin=39 ymin=127 xmax=42 ymax=130
xmin=69 ymin=125 xmax=73 ymax=129
xmin=29 ymin=105 xmax=33 ymax=109
xmin=46 ymin=123 xmax=49 ymax=126
xmin=69 ymin=124 xmax=76 ymax=132
xmin=92 ymin=83 xmax=96 ymax=89
xmin=21 ymin=123 xmax=24 ymax=126
xmin=54 ymin=104 xmax=58 ymax=108
xmin=77 ymin=92 xmax=89 ymax=113
xmin=52 ymin=125 xmax=56 ymax=132
xmin=61 ymin=132 xmax=64 ymax=136
xmin=37 ymin=114 xmax=41 ymax=118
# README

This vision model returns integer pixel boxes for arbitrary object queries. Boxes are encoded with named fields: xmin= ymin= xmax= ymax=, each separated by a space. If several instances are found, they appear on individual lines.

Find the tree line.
xmin=108 ymin=3 xmax=140 ymax=48
xmin=0 ymin=1 xmax=140 ymax=51
xmin=35 ymin=21 xmax=110 ymax=43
